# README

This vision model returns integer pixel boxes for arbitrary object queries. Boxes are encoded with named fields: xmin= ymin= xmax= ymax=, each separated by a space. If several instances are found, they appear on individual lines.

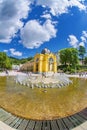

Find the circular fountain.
xmin=0 ymin=75 xmax=87 ymax=120
xmin=15 ymin=73 xmax=72 ymax=88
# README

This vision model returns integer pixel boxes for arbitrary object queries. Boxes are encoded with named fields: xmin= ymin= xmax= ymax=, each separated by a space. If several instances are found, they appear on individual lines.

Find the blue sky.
xmin=0 ymin=0 xmax=87 ymax=59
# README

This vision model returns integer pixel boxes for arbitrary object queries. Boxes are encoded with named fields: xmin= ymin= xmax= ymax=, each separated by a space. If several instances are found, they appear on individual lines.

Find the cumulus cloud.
xmin=20 ymin=19 xmax=57 ymax=49
xmin=4 ymin=50 xmax=8 ymax=52
xmin=79 ymin=42 xmax=85 ymax=46
xmin=81 ymin=36 xmax=86 ymax=42
xmin=67 ymin=35 xmax=79 ymax=48
xmin=0 ymin=0 xmax=86 ymax=50
xmin=0 ymin=0 xmax=31 ymax=43
xmin=9 ymin=48 xmax=22 ymax=56
xmin=81 ymin=31 xmax=87 ymax=43
xmin=83 ymin=30 xmax=87 ymax=37
xmin=68 ymin=30 xmax=87 ymax=48
xmin=41 ymin=14 xmax=51 ymax=19
xmin=36 ymin=0 xmax=86 ymax=16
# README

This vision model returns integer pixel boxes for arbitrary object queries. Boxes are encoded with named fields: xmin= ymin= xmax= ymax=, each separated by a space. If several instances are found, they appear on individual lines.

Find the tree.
xmin=9 ymin=56 xmax=33 ymax=65
xmin=5 ymin=58 xmax=12 ymax=69
xmin=59 ymin=48 xmax=79 ymax=67
xmin=78 ymin=45 xmax=86 ymax=65
xmin=84 ymin=57 xmax=87 ymax=65
xmin=0 ymin=52 xmax=12 ymax=70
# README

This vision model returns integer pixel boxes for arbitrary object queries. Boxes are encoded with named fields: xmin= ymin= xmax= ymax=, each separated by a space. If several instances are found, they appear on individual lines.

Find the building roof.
xmin=41 ymin=48 xmax=51 ymax=54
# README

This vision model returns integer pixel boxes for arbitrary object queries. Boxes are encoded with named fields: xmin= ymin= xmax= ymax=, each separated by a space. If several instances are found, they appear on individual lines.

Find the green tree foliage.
xmin=0 ymin=52 xmax=33 ymax=70
xmin=9 ymin=56 xmax=33 ymax=65
xmin=0 ymin=52 xmax=12 ymax=70
xmin=59 ymin=48 xmax=79 ymax=67
xmin=84 ymin=57 xmax=87 ymax=65
xmin=78 ymin=45 xmax=86 ymax=64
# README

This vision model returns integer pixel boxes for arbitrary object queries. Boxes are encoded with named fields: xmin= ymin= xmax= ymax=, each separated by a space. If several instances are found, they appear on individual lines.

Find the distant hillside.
xmin=9 ymin=56 xmax=33 ymax=65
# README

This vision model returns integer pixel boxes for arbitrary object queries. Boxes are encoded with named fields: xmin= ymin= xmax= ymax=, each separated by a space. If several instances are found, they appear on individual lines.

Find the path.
xmin=0 ymin=108 xmax=87 ymax=130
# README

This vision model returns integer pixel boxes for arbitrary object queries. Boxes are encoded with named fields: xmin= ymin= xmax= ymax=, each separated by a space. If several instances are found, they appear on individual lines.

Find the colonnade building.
xmin=33 ymin=48 xmax=57 ymax=73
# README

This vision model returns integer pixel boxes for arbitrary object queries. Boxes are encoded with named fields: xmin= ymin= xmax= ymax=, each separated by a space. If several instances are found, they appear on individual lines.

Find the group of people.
xmin=79 ymin=72 xmax=87 ymax=77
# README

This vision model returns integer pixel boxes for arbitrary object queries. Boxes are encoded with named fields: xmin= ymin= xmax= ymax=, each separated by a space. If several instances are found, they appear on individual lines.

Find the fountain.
xmin=15 ymin=73 xmax=72 ymax=88
xmin=0 ymin=75 xmax=87 ymax=120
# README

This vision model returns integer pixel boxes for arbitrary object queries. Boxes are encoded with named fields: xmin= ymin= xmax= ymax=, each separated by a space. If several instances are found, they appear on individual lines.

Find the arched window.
xmin=36 ymin=58 xmax=39 ymax=62
xmin=48 ymin=57 xmax=54 ymax=71
xmin=49 ymin=57 xmax=54 ymax=63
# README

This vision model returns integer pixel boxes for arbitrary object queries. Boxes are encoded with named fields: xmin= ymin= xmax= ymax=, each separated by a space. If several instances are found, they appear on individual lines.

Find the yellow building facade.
xmin=33 ymin=48 xmax=57 ymax=73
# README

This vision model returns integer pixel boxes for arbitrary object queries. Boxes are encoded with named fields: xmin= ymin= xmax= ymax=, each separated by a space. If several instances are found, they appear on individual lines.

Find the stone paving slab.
xmin=0 ymin=108 xmax=87 ymax=130
xmin=1 ymin=121 xmax=87 ymax=130
xmin=0 ymin=121 xmax=16 ymax=130
xmin=0 ymin=119 xmax=87 ymax=130
xmin=72 ymin=121 xmax=87 ymax=130
xmin=80 ymin=122 xmax=87 ymax=130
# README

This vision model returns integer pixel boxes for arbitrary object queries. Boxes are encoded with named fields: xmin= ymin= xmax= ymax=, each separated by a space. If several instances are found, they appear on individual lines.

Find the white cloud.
xmin=36 ymin=0 xmax=86 ymax=16
xmin=70 ymin=0 xmax=86 ymax=10
xmin=9 ymin=48 xmax=15 ymax=52
xmin=68 ymin=30 xmax=87 ymax=48
xmin=79 ymin=42 xmax=85 ymax=46
xmin=0 ymin=0 xmax=31 ymax=43
xmin=41 ymin=14 xmax=51 ymax=19
xmin=82 ymin=30 xmax=87 ymax=38
xmin=9 ymin=48 xmax=22 ymax=56
xmin=81 ymin=30 xmax=87 ymax=43
xmin=81 ymin=36 xmax=86 ymax=42
xmin=0 ymin=0 xmax=86 ymax=50
xmin=20 ymin=19 xmax=57 ymax=49
xmin=68 ymin=35 xmax=79 ymax=48
xmin=4 ymin=50 xmax=8 ymax=52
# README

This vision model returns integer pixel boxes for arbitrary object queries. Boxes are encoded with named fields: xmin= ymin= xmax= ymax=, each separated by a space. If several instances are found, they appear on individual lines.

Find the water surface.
xmin=0 ymin=76 xmax=87 ymax=120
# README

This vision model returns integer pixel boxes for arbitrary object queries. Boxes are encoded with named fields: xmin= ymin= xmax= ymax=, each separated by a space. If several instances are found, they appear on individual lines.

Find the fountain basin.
xmin=0 ymin=76 xmax=87 ymax=120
